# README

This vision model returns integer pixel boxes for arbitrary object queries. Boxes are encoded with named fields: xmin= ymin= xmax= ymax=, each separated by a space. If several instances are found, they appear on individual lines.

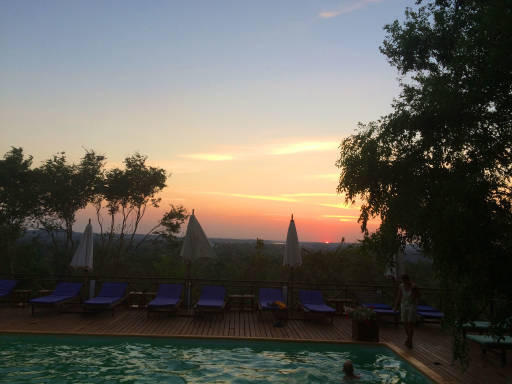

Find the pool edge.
xmin=383 ymin=342 xmax=449 ymax=384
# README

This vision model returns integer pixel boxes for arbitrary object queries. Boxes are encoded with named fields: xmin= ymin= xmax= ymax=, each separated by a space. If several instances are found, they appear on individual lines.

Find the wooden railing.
xmin=2 ymin=273 xmax=444 ymax=310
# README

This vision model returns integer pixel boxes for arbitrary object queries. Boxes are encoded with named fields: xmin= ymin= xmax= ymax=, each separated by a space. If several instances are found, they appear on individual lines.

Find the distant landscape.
xmin=13 ymin=229 xmax=434 ymax=290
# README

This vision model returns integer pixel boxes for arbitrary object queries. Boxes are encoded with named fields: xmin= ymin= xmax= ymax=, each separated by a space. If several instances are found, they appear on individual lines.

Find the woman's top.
xmin=400 ymin=283 xmax=416 ymax=310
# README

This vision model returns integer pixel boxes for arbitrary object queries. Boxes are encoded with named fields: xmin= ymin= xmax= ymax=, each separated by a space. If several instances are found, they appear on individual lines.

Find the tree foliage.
xmin=336 ymin=0 xmax=512 ymax=363
xmin=137 ymin=204 xmax=189 ymax=250
xmin=154 ymin=205 xmax=188 ymax=241
xmin=93 ymin=153 xmax=167 ymax=259
xmin=0 ymin=148 xmax=38 ymax=272
xmin=0 ymin=147 xmax=181 ymax=275
xmin=36 ymin=150 xmax=105 ymax=251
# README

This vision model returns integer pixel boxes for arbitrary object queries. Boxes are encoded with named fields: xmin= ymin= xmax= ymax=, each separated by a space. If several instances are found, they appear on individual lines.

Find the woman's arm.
xmin=412 ymin=285 xmax=420 ymax=305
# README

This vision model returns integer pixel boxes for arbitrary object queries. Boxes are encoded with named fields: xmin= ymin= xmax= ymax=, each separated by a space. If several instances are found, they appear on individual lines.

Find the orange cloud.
xmin=321 ymin=214 xmax=360 ymax=222
xmin=202 ymin=192 xmax=298 ymax=202
xmin=317 ymin=202 xmax=358 ymax=210
xmin=180 ymin=153 xmax=234 ymax=161
xmin=318 ymin=10 xmax=342 ymax=19
xmin=282 ymin=192 xmax=337 ymax=197
xmin=318 ymin=0 xmax=382 ymax=19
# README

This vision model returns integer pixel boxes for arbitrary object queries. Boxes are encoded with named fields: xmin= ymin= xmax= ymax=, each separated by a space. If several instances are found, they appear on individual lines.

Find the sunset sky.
xmin=0 ymin=0 xmax=411 ymax=242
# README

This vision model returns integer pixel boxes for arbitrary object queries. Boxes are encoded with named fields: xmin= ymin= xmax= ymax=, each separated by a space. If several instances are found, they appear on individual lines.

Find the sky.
xmin=0 ymin=0 xmax=411 ymax=242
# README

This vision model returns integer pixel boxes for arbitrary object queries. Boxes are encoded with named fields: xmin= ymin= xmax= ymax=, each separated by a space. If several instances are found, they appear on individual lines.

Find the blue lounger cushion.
xmin=84 ymin=282 xmax=128 ymax=306
xmin=259 ymin=288 xmax=284 ymax=310
xmin=196 ymin=285 xmax=225 ymax=308
xmin=416 ymin=304 xmax=444 ymax=319
xmin=148 ymin=284 xmax=183 ymax=308
xmin=298 ymin=290 xmax=335 ymax=313
xmin=0 ymin=280 xmax=18 ymax=298
xmin=363 ymin=303 xmax=393 ymax=310
xmin=417 ymin=305 xmax=440 ymax=312
xmin=373 ymin=308 xmax=400 ymax=316
xmin=362 ymin=303 xmax=399 ymax=318
xmin=303 ymin=303 xmax=336 ymax=312
xmin=30 ymin=282 xmax=83 ymax=304
xmin=418 ymin=310 xmax=444 ymax=319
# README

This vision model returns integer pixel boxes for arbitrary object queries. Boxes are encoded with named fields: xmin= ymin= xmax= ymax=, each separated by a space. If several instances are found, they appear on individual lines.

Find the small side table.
xmin=128 ymin=291 xmax=146 ymax=310
xmin=12 ymin=289 xmax=32 ymax=307
xmin=327 ymin=298 xmax=355 ymax=315
xmin=227 ymin=294 xmax=255 ymax=311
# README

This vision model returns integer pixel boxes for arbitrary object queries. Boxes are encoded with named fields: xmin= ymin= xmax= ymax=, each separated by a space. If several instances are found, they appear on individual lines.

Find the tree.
xmin=0 ymin=148 xmax=39 ymax=273
xmin=139 ymin=204 xmax=188 ymax=248
xmin=336 ymin=0 xmax=512 ymax=363
xmin=94 ymin=153 xmax=167 ymax=259
xmin=37 ymin=150 xmax=105 ymax=251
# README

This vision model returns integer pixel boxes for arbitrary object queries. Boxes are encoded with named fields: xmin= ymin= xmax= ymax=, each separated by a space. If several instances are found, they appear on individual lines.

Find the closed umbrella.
xmin=70 ymin=219 xmax=95 ymax=298
xmin=180 ymin=210 xmax=215 ymax=307
xmin=283 ymin=214 xmax=301 ymax=307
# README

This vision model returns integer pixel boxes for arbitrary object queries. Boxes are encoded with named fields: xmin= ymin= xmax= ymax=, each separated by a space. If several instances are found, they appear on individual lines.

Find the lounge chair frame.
xmin=298 ymin=289 xmax=335 ymax=324
xmin=30 ymin=282 xmax=83 ymax=316
xmin=417 ymin=304 xmax=444 ymax=324
xmin=257 ymin=287 xmax=288 ymax=325
xmin=83 ymin=282 xmax=129 ymax=315
xmin=194 ymin=285 xmax=226 ymax=319
xmin=362 ymin=303 xmax=400 ymax=325
xmin=147 ymin=283 xmax=183 ymax=318
xmin=0 ymin=280 xmax=18 ymax=305
xmin=466 ymin=334 xmax=512 ymax=366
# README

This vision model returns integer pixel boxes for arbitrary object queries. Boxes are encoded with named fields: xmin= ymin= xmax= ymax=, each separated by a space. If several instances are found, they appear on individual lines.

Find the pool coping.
xmin=0 ymin=329 xmax=447 ymax=383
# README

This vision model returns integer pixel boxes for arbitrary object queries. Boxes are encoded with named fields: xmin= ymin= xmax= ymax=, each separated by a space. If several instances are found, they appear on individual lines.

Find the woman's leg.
xmin=409 ymin=322 xmax=414 ymax=347
xmin=404 ymin=322 xmax=412 ymax=347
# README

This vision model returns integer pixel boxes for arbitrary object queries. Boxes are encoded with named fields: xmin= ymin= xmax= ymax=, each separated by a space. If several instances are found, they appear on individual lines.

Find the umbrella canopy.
xmin=180 ymin=211 xmax=215 ymax=261
xmin=283 ymin=215 xmax=301 ymax=267
xmin=70 ymin=219 xmax=93 ymax=270
xmin=180 ymin=210 xmax=214 ymax=309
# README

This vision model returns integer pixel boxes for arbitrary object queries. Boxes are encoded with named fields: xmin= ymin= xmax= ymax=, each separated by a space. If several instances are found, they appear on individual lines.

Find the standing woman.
xmin=394 ymin=274 xmax=419 ymax=348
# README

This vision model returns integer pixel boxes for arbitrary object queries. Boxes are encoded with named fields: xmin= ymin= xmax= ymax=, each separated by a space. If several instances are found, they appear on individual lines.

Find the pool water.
xmin=0 ymin=334 xmax=433 ymax=383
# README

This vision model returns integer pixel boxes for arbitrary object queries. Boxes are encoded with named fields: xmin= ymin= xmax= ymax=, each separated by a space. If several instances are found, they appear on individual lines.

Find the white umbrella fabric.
xmin=283 ymin=215 xmax=301 ymax=306
xmin=283 ymin=215 xmax=301 ymax=267
xmin=70 ymin=219 xmax=95 ymax=298
xmin=180 ymin=211 xmax=215 ymax=261
xmin=180 ymin=210 xmax=215 ymax=307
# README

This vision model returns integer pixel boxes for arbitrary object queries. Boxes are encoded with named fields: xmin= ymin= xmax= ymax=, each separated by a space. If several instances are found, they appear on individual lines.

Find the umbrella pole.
xmin=290 ymin=267 xmax=294 ymax=311
xmin=85 ymin=269 xmax=88 ymax=300
xmin=186 ymin=261 xmax=191 ymax=310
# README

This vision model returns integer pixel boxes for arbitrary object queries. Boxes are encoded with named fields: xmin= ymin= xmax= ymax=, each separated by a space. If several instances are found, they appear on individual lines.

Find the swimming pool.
xmin=0 ymin=334 xmax=434 ymax=383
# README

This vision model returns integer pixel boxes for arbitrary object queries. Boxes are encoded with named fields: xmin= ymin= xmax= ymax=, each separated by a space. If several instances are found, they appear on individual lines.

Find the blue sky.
xmin=1 ymin=0 xmax=412 ymax=241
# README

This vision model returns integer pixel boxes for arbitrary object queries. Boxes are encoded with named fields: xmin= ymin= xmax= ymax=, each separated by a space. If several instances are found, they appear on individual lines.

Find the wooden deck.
xmin=0 ymin=306 xmax=510 ymax=383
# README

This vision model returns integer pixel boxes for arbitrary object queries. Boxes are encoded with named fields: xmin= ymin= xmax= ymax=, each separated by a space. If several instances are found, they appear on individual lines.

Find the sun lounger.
xmin=147 ymin=284 xmax=183 ymax=317
xmin=194 ymin=285 xmax=226 ymax=316
xmin=298 ymin=289 xmax=335 ymax=323
xmin=0 ymin=279 xmax=18 ymax=300
xmin=417 ymin=305 xmax=444 ymax=322
xmin=258 ymin=288 xmax=288 ymax=326
xmin=83 ymin=282 xmax=128 ymax=314
xmin=362 ymin=302 xmax=393 ymax=310
xmin=362 ymin=302 xmax=400 ymax=324
xmin=29 ymin=282 xmax=83 ymax=315
xmin=463 ymin=318 xmax=512 ymax=336
xmin=258 ymin=288 xmax=285 ymax=310
xmin=463 ymin=321 xmax=492 ymax=335
xmin=466 ymin=334 xmax=512 ymax=366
